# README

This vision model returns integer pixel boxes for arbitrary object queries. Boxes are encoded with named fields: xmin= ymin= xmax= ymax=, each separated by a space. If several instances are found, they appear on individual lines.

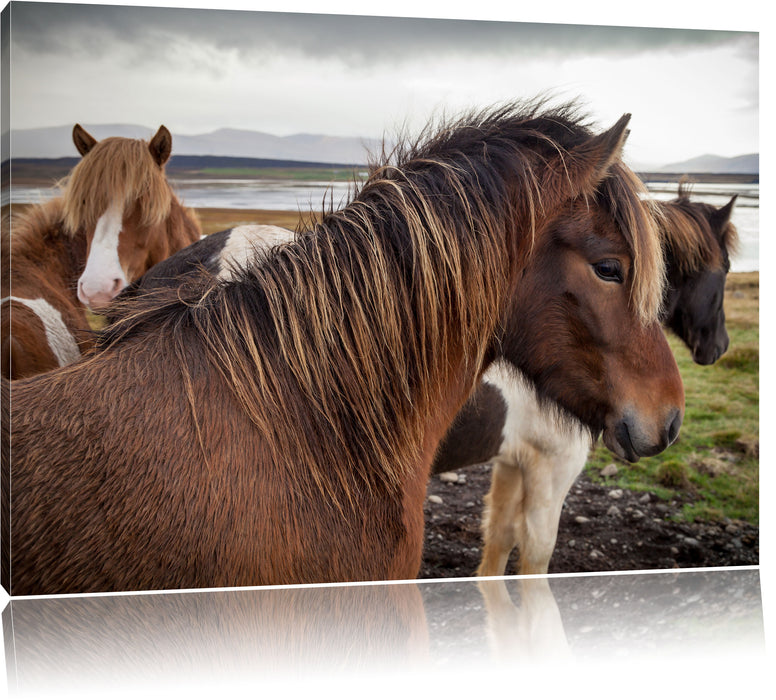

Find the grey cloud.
xmin=11 ymin=2 xmax=757 ymax=67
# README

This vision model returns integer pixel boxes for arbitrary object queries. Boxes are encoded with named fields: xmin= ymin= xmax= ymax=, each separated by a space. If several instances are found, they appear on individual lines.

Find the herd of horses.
xmin=0 ymin=100 xmax=738 ymax=595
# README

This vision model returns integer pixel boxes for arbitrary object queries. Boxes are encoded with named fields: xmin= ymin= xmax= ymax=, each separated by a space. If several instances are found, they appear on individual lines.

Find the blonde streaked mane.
xmin=599 ymin=162 xmax=664 ymax=325
xmin=98 ymin=102 xmax=663 ymax=504
xmin=60 ymin=136 xmax=173 ymax=234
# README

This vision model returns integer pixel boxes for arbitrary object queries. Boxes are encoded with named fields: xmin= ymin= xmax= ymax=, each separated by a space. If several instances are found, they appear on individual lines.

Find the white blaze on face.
xmin=77 ymin=201 xmax=128 ymax=309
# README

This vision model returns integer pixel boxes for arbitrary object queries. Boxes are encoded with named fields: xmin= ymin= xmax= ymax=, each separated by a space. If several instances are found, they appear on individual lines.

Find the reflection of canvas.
xmin=1 ymin=3 xmax=759 ymax=597
xmin=2 ymin=570 xmax=765 ymax=694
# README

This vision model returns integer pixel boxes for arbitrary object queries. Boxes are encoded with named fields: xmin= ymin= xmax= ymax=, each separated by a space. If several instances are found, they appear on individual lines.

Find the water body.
xmin=9 ymin=179 xmax=759 ymax=272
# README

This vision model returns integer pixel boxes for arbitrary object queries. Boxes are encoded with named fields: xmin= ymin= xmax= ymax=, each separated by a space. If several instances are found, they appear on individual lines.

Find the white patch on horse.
xmin=216 ymin=225 xmax=295 ymax=282
xmin=479 ymin=359 xmax=592 ymax=575
xmin=78 ymin=201 xmax=127 ymax=308
xmin=483 ymin=360 xmax=590 ymax=458
xmin=2 ymin=296 xmax=81 ymax=367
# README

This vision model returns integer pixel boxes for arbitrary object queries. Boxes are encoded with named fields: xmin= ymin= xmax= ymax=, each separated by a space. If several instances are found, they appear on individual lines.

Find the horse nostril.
xmin=111 ymin=278 xmax=124 ymax=295
xmin=666 ymin=409 xmax=682 ymax=446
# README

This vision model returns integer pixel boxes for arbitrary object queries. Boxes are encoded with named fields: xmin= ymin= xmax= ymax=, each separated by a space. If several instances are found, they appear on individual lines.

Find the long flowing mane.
xmin=2 ymin=199 xmax=85 ymax=292
xmin=653 ymin=182 xmax=739 ymax=274
xmin=97 ymin=101 xmax=663 ymax=502
xmin=5 ymin=198 xmax=67 ymax=253
xmin=60 ymin=136 xmax=175 ymax=235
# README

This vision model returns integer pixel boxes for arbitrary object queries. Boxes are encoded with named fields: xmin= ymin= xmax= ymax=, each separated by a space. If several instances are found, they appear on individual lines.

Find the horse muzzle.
xmin=603 ymin=407 xmax=683 ymax=463
xmin=77 ymin=277 xmax=126 ymax=310
xmin=692 ymin=334 xmax=729 ymax=366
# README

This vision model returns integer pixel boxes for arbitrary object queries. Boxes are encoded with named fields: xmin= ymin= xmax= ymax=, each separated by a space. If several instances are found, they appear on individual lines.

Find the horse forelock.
xmin=655 ymin=193 xmax=739 ymax=276
xmin=596 ymin=163 xmax=665 ymax=326
xmin=61 ymin=137 xmax=173 ymax=235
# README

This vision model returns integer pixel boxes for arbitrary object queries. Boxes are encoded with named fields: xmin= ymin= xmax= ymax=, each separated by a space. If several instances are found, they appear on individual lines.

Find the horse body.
xmin=1 ymin=200 xmax=89 ymax=378
xmin=1 ymin=125 xmax=201 ymax=379
xmin=431 ymin=186 xmax=739 ymax=576
xmin=5 ymin=102 xmax=684 ymax=595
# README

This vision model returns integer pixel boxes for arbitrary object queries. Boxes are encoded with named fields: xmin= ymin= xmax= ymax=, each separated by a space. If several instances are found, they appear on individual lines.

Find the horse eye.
xmin=593 ymin=259 xmax=623 ymax=283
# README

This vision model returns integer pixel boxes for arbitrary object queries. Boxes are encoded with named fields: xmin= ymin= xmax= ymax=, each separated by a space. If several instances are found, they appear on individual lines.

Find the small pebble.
xmin=575 ymin=515 xmax=591 ymax=524
xmin=683 ymin=537 xmax=700 ymax=547
xmin=639 ymin=493 xmax=651 ymax=504
xmin=631 ymin=510 xmax=645 ymax=520
xmin=428 ymin=494 xmax=443 ymax=505
xmin=606 ymin=505 xmax=621 ymax=517
xmin=439 ymin=471 xmax=459 ymax=483
xmin=608 ymin=489 xmax=624 ymax=499
xmin=601 ymin=463 xmax=619 ymax=477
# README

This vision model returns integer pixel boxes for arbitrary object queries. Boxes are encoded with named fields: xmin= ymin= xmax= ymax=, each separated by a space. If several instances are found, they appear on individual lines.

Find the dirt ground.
xmin=419 ymin=463 xmax=759 ymax=578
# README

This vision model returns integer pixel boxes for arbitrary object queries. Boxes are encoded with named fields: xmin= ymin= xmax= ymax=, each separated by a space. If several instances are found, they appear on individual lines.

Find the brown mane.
xmin=5 ymin=198 xmax=68 ymax=255
xmin=97 ymin=101 xmax=663 ymax=502
xmin=2 ymin=199 xmax=86 ymax=302
xmin=653 ymin=181 xmax=740 ymax=275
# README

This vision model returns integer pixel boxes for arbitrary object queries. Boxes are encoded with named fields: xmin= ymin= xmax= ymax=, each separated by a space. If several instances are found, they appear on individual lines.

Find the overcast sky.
xmin=5 ymin=0 xmax=760 ymax=166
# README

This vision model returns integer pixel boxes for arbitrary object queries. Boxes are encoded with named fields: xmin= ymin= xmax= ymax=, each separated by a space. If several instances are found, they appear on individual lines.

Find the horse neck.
xmin=150 ymin=196 xmax=201 ymax=266
xmin=167 ymin=196 xmax=201 ymax=246
xmin=7 ymin=201 xmax=87 ymax=305
xmin=198 ymin=190 xmax=514 ymax=498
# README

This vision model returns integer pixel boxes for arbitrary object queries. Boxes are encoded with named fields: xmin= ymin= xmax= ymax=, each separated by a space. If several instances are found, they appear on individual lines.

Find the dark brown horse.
xmin=3 ymin=102 xmax=683 ymax=595
xmin=1 ymin=125 xmax=201 ymax=379
xmin=431 ymin=185 xmax=739 ymax=576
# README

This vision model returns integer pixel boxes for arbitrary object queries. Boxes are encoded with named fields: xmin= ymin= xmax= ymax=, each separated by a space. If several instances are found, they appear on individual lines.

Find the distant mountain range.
xmin=8 ymin=123 xmax=759 ymax=174
xmin=10 ymin=124 xmax=381 ymax=166
xmin=639 ymin=153 xmax=759 ymax=175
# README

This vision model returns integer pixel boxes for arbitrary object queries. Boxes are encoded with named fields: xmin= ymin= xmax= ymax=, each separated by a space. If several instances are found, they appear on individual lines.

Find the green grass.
xmin=586 ymin=273 xmax=759 ymax=525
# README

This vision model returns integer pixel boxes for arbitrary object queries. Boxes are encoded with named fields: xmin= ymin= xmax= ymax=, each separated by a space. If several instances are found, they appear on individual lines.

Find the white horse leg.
xmin=477 ymin=457 xmax=524 ymax=577
xmin=516 ymin=438 xmax=589 ymax=575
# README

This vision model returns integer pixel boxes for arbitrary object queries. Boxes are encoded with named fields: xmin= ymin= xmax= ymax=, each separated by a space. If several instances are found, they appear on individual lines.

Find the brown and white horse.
xmin=4 ymin=102 xmax=684 ymax=595
xmin=1 ymin=124 xmax=201 ymax=379
xmin=431 ymin=185 xmax=739 ymax=576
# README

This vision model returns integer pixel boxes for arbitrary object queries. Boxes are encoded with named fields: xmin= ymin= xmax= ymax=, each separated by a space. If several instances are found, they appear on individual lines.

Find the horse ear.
xmin=712 ymin=194 xmax=737 ymax=229
xmin=72 ymin=124 xmax=97 ymax=157
xmin=544 ymin=114 xmax=631 ymax=201
xmin=576 ymin=113 xmax=631 ymax=191
xmin=148 ymin=125 xmax=172 ymax=167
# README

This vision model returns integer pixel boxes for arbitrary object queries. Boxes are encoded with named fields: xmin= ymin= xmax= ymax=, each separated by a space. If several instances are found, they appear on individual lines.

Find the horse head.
xmin=67 ymin=124 xmax=178 ymax=310
xmin=497 ymin=129 xmax=684 ymax=462
xmin=660 ymin=189 xmax=738 ymax=365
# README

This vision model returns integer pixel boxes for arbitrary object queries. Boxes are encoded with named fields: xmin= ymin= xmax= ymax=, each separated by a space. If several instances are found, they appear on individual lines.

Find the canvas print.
xmin=0 ymin=2 xmax=759 ymax=596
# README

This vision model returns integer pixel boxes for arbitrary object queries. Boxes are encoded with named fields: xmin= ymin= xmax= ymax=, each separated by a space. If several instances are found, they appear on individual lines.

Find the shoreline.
xmin=4 ymin=203 xmax=760 ymax=279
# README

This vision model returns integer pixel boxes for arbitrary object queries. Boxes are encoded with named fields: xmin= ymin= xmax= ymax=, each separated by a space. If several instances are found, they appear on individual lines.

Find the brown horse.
xmin=431 ymin=185 xmax=739 ymax=576
xmin=3 ymin=101 xmax=683 ymax=595
xmin=1 ymin=124 xmax=201 ymax=379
